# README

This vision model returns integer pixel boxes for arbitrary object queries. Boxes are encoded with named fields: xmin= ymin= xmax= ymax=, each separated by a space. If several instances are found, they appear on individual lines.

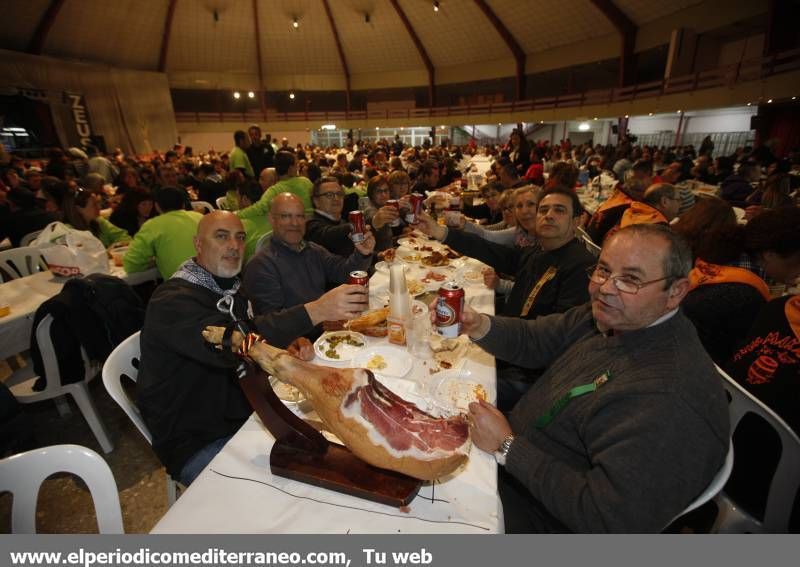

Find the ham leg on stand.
xmin=203 ymin=326 xmax=470 ymax=481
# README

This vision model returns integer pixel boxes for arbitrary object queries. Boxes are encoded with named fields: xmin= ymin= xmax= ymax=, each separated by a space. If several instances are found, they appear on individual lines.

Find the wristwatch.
xmin=493 ymin=434 xmax=515 ymax=466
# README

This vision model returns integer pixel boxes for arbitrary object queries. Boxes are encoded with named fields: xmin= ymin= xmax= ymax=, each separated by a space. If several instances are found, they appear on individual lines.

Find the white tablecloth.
xmin=0 ymin=265 xmax=158 ymax=360
xmin=152 ymin=258 xmax=501 ymax=534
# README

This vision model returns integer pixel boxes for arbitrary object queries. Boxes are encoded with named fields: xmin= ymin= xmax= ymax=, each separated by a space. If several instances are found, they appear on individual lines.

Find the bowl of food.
xmin=268 ymin=375 xmax=312 ymax=412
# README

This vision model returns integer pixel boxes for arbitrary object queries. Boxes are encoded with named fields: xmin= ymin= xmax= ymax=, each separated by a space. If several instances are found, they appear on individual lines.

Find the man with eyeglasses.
xmin=418 ymin=187 xmax=596 ymax=409
xmin=243 ymin=193 xmax=375 ymax=338
xmin=305 ymin=176 xmax=364 ymax=257
xmin=459 ymin=224 xmax=729 ymax=533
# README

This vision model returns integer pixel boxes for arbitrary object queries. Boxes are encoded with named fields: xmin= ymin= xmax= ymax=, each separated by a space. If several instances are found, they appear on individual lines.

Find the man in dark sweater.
xmin=463 ymin=224 xmax=729 ymax=532
xmin=137 ymin=211 xmax=357 ymax=486
xmin=243 ymin=193 xmax=375 ymax=337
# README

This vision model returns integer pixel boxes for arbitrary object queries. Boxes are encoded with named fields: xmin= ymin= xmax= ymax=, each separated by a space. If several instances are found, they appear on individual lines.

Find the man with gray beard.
xmin=137 ymin=211 xmax=317 ymax=485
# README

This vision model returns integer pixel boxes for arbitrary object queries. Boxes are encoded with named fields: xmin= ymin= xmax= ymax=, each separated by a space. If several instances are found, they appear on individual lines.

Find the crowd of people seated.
xmin=1 ymin=122 xmax=798 ymax=532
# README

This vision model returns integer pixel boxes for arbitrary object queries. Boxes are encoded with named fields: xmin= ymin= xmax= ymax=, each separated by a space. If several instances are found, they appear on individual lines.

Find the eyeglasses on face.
xmin=317 ymin=191 xmax=344 ymax=200
xmin=586 ymin=264 xmax=673 ymax=295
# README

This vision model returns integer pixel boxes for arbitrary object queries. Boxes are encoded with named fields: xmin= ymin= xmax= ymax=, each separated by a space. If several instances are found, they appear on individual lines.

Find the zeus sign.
xmin=64 ymin=92 xmax=93 ymax=147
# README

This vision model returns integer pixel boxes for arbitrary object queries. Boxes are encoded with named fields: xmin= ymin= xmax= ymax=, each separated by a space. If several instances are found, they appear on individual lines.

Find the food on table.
xmin=345 ymin=307 xmax=389 ymax=337
xmin=318 ymin=332 xmax=365 ymax=359
xmin=462 ymin=270 xmax=483 ymax=283
xmin=377 ymin=248 xmax=396 ymax=263
xmin=271 ymin=379 xmax=304 ymax=403
xmin=366 ymin=354 xmax=388 ymax=371
xmin=420 ymin=270 xmax=448 ymax=284
xmin=401 ymin=253 xmax=421 ymax=262
xmin=406 ymin=279 xmax=425 ymax=296
xmin=429 ymin=334 xmax=470 ymax=372
xmin=202 ymin=327 xmax=470 ymax=480
xmin=444 ymin=247 xmax=461 ymax=259
xmin=420 ymin=251 xmax=449 ymax=267
xmin=414 ymin=245 xmax=436 ymax=252
xmin=439 ymin=380 xmax=487 ymax=411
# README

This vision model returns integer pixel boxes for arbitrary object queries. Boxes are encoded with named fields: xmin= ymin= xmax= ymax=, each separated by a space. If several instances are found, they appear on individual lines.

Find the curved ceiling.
xmin=3 ymin=0 xmax=710 ymax=90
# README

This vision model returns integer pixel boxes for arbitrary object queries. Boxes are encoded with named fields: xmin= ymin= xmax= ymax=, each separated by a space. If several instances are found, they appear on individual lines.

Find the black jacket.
xmin=137 ymin=278 xmax=309 ymax=478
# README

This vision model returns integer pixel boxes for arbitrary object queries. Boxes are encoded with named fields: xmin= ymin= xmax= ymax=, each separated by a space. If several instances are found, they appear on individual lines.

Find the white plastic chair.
xmin=711 ymin=365 xmax=800 ymax=533
xmin=10 ymin=314 xmax=113 ymax=454
xmin=102 ymin=331 xmax=180 ymax=505
xmin=0 ymin=444 xmax=123 ymax=533
xmin=190 ymin=200 xmax=214 ymax=214
xmin=575 ymin=226 xmax=601 ymax=258
xmin=0 ymin=246 xmax=48 ymax=280
xmin=666 ymin=439 xmax=734 ymax=528
xmin=20 ymin=230 xmax=43 ymax=247
xmin=215 ymin=196 xmax=229 ymax=210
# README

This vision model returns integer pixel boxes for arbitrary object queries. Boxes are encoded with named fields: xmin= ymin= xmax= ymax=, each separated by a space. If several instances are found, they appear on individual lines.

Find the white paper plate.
xmin=397 ymin=236 xmax=444 ymax=251
xmin=313 ymin=331 xmax=367 ymax=362
xmin=352 ymin=345 xmax=413 ymax=378
xmin=415 ymin=266 xmax=460 ymax=291
xmin=430 ymin=369 xmax=488 ymax=413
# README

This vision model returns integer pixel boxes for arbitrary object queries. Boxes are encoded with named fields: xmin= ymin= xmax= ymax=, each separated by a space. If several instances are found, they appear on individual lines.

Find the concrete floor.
xmin=1 ymin=356 xmax=170 ymax=534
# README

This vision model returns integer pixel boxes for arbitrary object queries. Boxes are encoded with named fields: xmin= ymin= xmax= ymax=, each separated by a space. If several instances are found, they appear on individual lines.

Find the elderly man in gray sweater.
xmin=463 ymin=224 xmax=729 ymax=533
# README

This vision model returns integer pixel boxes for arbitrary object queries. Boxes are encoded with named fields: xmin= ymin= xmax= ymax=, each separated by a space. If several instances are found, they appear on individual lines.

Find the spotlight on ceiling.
xmin=648 ymin=112 xmax=653 ymax=116
xmin=233 ymin=91 xmax=241 ymax=99
xmin=677 ymin=109 xmax=682 ymax=113
xmin=433 ymin=1 xmax=440 ymax=13
xmin=578 ymin=123 xmax=590 ymax=131
xmin=747 ymin=102 xmax=752 ymax=106
xmin=767 ymin=98 xmax=773 ymax=104
xmin=289 ymin=92 xmax=295 ymax=100
xmin=793 ymin=96 xmax=797 ymax=100
xmin=247 ymin=91 xmax=255 ymax=99
xmin=292 ymin=18 xmax=299 ymax=29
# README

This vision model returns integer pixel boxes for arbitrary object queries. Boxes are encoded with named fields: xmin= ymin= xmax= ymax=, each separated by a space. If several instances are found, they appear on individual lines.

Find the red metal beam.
xmin=27 ymin=0 xmax=66 ymax=54
xmin=158 ymin=0 xmax=178 ymax=72
xmin=473 ymin=0 xmax=526 ymax=100
xmin=389 ymin=0 xmax=435 ymax=107
xmin=321 ymin=0 xmax=351 ymax=112
xmin=589 ymin=0 xmax=636 ymax=87
xmin=252 ymin=0 xmax=266 ymax=116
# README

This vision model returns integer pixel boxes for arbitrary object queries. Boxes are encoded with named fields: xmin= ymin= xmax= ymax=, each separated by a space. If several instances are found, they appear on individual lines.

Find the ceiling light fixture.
xmin=648 ymin=112 xmax=653 ymax=116
xmin=433 ymin=1 xmax=440 ymax=13
xmin=767 ymin=98 xmax=773 ymax=103
xmin=292 ymin=18 xmax=299 ymax=29
xmin=578 ymin=123 xmax=590 ymax=131
xmin=375 ymin=127 xmax=380 ymax=131
xmin=593 ymin=117 xmax=598 ymax=120
xmin=793 ymin=96 xmax=797 ymax=100
xmin=747 ymin=102 xmax=752 ymax=106
xmin=233 ymin=91 xmax=241 ymax=99
xmin=289 ymin=92 xmax=295 ymax=100
xmin=247 ymin=91 xmax=255 ymax=99
xmin=677 ymin=110 xmax=681 ymax=113
xmin=624 ymin=114 xmax=629 ymax=118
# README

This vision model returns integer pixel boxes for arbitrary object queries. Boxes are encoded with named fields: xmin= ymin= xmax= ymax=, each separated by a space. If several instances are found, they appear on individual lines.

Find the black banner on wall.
xmin=54 ymin=91 xmax=94 ymax=149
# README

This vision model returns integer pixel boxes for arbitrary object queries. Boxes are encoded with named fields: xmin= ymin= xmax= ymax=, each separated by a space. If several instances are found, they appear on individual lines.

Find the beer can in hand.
xmin=386 ymin=199 xmax=401 ymax=227
xmin=349 ymin=210 xmax=366 ymax=243
xmin=435 ymin=282 xmax=465 ymax=338
xmin=406 ymin=193 xmax=424 ymax=224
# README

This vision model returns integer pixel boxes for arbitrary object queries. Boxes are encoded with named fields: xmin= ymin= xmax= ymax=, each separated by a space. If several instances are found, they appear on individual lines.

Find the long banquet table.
xmin=152 ymin=246 xmax=502 ymax=534
xmin=0 ymin=264 xmax=158 ymax=360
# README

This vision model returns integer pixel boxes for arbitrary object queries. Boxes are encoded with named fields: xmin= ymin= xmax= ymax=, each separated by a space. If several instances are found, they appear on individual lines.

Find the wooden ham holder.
xmin=238 ymin=362 xmax=422 ymax=507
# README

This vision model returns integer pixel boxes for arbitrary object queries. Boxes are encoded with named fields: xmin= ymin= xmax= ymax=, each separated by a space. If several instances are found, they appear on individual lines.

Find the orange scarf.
xmin=620 ymin=202 xmax=668 ymax=228
xmin=787 ymin=294 xmax=800 ymax=340
xmin=688 ymin=259 xmax=771 ymax=300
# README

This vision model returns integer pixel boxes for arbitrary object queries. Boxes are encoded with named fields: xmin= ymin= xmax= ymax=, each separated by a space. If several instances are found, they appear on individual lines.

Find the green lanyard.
xmin=534 ymin=370 xmax=613 ymax=429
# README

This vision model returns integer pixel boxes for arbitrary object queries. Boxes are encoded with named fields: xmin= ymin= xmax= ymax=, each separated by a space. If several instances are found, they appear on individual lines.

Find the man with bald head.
xmin=243 ymin=193 xmax=375 ymax=335
xmin=137 ymin=211 xmax=316 ymax=486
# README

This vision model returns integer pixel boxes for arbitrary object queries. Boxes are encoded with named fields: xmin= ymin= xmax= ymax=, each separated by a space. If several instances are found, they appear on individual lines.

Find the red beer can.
xmin=348 ymin=270 xmax=369 ymax=287
xmin=386 ymin=199 xmax=401 ymax=227
xmin=349 ymin=210 xmax=366 ymax=243
xmin=406 ymin=193 xmax=424 ymax=224
xmin=435 ymin=282 xmax=465 ymax=338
